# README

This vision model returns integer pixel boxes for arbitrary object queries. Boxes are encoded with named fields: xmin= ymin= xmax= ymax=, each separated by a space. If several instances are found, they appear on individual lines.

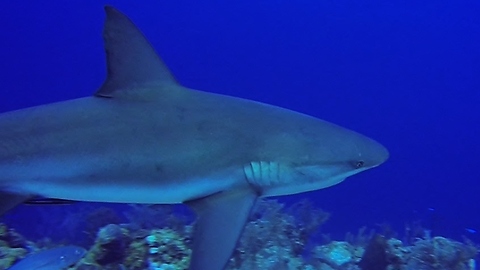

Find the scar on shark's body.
xmin=0 ymin=6 xmax=388 ymax=270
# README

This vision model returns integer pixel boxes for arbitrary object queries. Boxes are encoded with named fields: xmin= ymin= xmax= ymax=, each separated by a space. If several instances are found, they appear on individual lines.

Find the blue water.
xmin=0 ymin=0 xmax=479 ymax=243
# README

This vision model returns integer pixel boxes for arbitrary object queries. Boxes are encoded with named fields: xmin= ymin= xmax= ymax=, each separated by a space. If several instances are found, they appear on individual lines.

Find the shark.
xmin=0 ymin=6 xmax=388 ymax=270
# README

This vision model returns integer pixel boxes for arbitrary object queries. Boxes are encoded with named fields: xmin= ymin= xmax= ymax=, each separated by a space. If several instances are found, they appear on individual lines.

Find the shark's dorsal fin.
xmin=95 ymin=6 xmax=178 ymax=98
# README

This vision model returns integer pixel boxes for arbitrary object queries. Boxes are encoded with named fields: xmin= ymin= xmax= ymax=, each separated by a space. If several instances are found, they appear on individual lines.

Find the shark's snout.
xmin=379 ymin=143 xmax=390 ymax=163
xmin=367 ymin=139 xmax=389 ymax=168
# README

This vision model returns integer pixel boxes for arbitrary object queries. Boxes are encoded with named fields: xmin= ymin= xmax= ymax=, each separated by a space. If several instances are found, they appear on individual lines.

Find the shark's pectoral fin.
xmin=185 ymin=189 xmax=258 ymax=270
xmin=0 ymin=191 xmax=32 ymax=216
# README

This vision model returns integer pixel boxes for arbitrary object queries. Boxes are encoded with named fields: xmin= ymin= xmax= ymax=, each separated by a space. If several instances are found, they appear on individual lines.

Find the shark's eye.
xmin=354 ymin=160 xmax=365 ymax=169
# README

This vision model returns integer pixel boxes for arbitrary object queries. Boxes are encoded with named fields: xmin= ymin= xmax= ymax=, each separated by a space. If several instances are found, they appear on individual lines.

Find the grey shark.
xmin=0 ymin=6 xmax=388 ymax=270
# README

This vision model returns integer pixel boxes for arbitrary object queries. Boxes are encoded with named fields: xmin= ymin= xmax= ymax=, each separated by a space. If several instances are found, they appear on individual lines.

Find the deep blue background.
xmin=0 ymin=0 xmax=479 ymax=241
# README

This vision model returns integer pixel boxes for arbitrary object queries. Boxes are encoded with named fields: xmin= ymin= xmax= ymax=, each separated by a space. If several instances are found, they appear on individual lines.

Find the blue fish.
xmin=465 ymin=228 xmax=477 ymax=234
xmin=8 ymin=245 xmax=86 ymax=270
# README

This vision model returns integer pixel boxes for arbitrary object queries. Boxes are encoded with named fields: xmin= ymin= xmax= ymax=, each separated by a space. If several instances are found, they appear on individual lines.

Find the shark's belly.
xmin=0 ymin=153 xmax=247 ymax=204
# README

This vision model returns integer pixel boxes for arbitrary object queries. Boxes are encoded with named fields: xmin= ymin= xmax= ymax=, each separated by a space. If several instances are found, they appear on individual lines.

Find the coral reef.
xmin=0 ymin=223 xmax=30 ymax=269
xmin=0 ymin=246 xmax=26 ymax=270
xmin=228 ymin=199 xmax=329 ymax=269
xmin=144 ymin=228 xmax=191 ymax=270
xmin=84 ymin=207 xmax=122 ymax=244
xmin=0 ymin=200 xmax=478 ymax=270
xmin=77 ymin=224 xmax=130 ymax=269
xmin=407 ymin=236 xmax=477 ymax=270
xmin=72 ymin=224 xmax=191 ymax=270
xmin=309 ymin=234 xmax=477 ymax=270
xmin=313 ymin=241 xmax=364 ymax=269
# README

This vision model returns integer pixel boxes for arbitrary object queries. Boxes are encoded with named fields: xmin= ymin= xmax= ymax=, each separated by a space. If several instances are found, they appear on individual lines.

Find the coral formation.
xmin=407 ymin=236 xmax=477 ymax=270
xmin=71 ymin=224 xmax=191 ymax=270
xmin=313 ymin=241 xmax=363 ymax=269
xmin=144 ymin=228 xmax=191 ymax=270
xmin=77 ymin=224 xmax=130 ymax=269
xmin=229 ymin=199 xmax=329 ymax=269
xmin=0 ymin=246 xmax=26 ymax=270
xmin=0 ymin=200 xmax=478 ymax=270
xmin=0 ymin=223 xmax=29 ymax=269
xmin=310 ymin=234 xmax=477 ymax=270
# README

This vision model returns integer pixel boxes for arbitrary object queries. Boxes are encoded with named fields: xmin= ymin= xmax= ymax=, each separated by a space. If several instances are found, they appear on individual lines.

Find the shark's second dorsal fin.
xmin=95 ymin=6 xmax=178 ymax=98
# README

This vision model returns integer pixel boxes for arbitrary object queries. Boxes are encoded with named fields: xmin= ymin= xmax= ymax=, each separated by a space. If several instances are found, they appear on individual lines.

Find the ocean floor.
xmin=0 ymin=200 xmax=477 ymax=270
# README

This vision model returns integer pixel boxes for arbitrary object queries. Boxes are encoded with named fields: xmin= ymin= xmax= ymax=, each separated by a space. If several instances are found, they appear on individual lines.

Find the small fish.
xmin=8 ymin=245 xmax=86 ymax=270
xmin=465 ymin=228 xmax=477 ymax=234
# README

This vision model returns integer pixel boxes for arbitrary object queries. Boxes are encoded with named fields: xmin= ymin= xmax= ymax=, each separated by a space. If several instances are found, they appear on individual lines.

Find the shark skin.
xmin=0 ymin=6 xmax=389 ymax=270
